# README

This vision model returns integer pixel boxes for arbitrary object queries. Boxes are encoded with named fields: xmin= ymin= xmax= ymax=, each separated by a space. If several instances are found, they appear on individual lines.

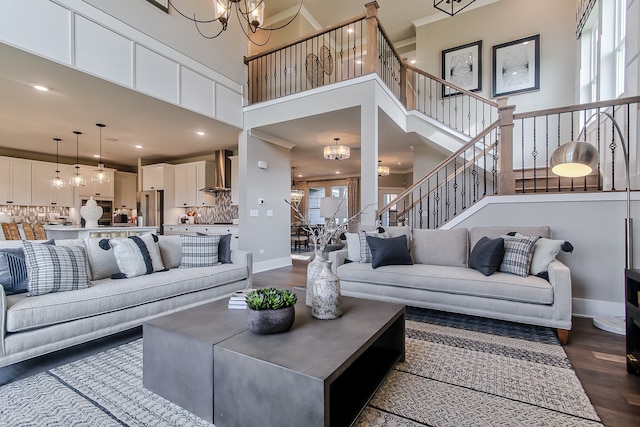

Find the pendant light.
xmin=51 ymin=138 xmax=66 ymax=190
xmin=323 ymin=137 xmax=350 ymax=161
xmin=92 ymin=123 xmax=110 ymax=184
xmin=290 ymin=167 xmax=304 ymax=205
xmin=70 ymin=131 xmax=86 ymax=187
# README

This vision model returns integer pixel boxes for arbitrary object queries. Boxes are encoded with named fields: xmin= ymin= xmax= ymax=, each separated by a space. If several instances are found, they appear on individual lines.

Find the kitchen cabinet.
xmin=114 ymin=171 xmax=137 ymax=209
xmin=142 ymin=164 xmax=174 ymax=191
xmin=31 ymin=161 xmax=74 ymax=207
xmin=0 ymin=157 xmax=32 ymax=205
xmin=79 ymin=167 xmax=114 ymax=198
xmin=174 ymin=161 xmax=214 ymax=207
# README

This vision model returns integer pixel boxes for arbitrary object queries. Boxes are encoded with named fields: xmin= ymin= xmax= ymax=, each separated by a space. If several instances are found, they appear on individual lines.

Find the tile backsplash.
xmin=0 ymin=205 xmax=71 ymax=224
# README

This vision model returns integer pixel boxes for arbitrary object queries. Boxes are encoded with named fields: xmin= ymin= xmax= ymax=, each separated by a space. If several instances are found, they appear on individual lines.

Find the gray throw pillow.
xmin=180 ymin=234 xmax=222 ymax=268
xmin=0 ymin=248 xmax=29 ymax=295
xmin=469 ymin=237 xmax=505 ymax=276
xmin=500 ymin=234 xmax=539 ymax=277
xmin=366 ymin=235 xmax=413 ymax=269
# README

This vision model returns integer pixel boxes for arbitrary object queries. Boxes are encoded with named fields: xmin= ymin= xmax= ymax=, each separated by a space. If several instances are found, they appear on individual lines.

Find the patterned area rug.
xmin=0 ymin=309 xmax=602 ymax=427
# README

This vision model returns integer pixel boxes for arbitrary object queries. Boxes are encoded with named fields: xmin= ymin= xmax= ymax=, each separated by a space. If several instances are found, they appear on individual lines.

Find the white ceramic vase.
xmin=312 ymin=260 xmax=342 ymax=320
xmin=80 ymin=197 xmax=103 ymax=228
xmin=306 ymin=248 xmax=325 ymax=307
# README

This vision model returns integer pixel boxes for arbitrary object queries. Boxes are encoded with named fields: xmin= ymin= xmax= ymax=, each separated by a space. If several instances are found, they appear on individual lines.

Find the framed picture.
xmin=147 ymin=0 xmax=169 ymax=13
xmin=492 ymin=34 xmax=540 ymax=97
xmin=441 ymin=40 xmax=482 ymax=97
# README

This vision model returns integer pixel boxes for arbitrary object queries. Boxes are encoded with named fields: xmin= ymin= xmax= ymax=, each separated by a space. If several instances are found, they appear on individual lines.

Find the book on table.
xmin=228 ymin=288 xmax=255 ymax=309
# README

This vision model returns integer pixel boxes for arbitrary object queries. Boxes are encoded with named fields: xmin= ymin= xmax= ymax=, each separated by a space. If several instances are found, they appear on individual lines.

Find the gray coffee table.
xmin=143 ymin=291 xmax=405 ymax=427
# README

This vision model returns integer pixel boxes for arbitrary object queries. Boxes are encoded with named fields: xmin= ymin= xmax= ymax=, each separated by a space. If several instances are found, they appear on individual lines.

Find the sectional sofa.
xmin=0 ymin=234 xmax=252 ymax=367
xmin=330 ymin=226 xmax=572 ymax=344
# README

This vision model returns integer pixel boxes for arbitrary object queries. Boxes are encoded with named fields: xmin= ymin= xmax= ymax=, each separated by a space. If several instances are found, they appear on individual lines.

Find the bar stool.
xmin=2 ymin=223 xmax=21 ymax=240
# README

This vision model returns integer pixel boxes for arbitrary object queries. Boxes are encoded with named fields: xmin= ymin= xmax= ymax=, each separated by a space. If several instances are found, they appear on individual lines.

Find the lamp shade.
xmin=319 ymin=197 xmax=348 ymax=219
xmin=549 ymin=141 xmax=599 ymax=178
xmin=324 ymin=138 xmax=350 ymax=160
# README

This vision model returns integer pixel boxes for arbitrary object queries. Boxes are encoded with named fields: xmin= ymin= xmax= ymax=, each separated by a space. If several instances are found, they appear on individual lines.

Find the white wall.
xmin=446 ymin=193 xmax=640 ymax=318
xmin=415 ymin=0 xmax=578 ymax=113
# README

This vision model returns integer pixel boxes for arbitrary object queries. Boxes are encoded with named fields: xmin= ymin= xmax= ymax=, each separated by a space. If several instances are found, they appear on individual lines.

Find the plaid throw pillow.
xmin=179 ymin=234 xmax=222 ymax=268
xmin=358 ymin=230 xmax=389 ymax=263
xmin=22 ymin=241 xmax=91 ymax=296
xmin=499 ymin=234 xmax=539 ymax=277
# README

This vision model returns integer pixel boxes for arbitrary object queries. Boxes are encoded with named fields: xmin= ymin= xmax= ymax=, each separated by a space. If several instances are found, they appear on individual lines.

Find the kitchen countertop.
xmin=164 ymin=223 xmax=238 ymax=227
xmin=44 ymin=225 xmax=158 ymax=231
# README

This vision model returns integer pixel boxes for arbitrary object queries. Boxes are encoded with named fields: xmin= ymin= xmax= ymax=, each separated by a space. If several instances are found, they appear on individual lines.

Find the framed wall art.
xmin=441 ymin=40 xmax=482 ymax=97
xmin=492 ymin=34 xmax=540 ymax=97
xmin=147 ymin=0 xmax=169 ymax=13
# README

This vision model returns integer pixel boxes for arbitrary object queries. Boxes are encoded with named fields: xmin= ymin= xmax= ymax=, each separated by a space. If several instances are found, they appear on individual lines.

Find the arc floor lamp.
xmin=550 ymin=111 xmax=632 ymax=335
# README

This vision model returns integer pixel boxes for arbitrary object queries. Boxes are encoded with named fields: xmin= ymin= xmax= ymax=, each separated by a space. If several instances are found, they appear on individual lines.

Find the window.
xmin=614 ymin=0 xmax=626 ymax=97
xmin=307 ymin=187 xmax=325 ymax=225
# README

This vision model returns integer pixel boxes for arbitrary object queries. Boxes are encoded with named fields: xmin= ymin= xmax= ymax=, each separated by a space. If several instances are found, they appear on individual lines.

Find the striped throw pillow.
xmin=106 ymin=234 xmax=165 ymax=279
xmin=499 ymin=234 xmax=540 ymax=277
xmin=179 ymin=234 xmax=221 ymax=268
xmin=22 ymin=241 xmax=91 ymax=296
xmin=0 ymin=248 xmax=29 ymax=295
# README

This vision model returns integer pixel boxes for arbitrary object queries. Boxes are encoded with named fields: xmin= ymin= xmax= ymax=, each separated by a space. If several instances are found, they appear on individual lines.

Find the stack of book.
xmin=228 ymin=289 xmax=254 ymax=309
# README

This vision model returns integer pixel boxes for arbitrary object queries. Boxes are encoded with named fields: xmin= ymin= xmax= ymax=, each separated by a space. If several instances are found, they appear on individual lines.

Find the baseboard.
xmin=253 ymin=257 xmax=292 ymax=273
xmin=572 ymin=297 xmax=625 ymax=318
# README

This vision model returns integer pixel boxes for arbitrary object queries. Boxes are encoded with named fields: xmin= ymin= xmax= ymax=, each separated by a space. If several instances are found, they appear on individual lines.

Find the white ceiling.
xmin=0 ymin=0 xmax=488 ymax=178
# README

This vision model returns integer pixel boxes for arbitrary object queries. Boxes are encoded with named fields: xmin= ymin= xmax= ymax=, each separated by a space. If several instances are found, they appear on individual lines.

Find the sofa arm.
xmin=328 ymin=249 xmax=349 ymax=274
xmin=547 ymin=259 xmax=572 ymax=325
xmin=230 ymin=250 xmax=253 ymax=288
xmin=0 ymin=287 xmax=6 ymax=357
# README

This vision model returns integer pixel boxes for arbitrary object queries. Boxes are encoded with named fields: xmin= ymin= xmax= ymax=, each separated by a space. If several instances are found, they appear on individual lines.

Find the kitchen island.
xmin=43 ymin=225 xmax=159 ymax=240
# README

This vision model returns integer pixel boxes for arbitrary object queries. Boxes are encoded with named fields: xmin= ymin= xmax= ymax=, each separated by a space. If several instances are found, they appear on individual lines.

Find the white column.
xmin=360 ymin=102 xmax=378 ymax=226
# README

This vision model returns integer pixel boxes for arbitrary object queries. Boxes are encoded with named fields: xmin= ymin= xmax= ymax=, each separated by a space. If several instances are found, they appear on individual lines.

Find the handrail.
xmin=405 ymin=64 xmax=499 ymax=108
xmin=513 ymin=95 xmax=640 ymax=119
xmin=376 ymin=18 xmax=404 ymax=68
xmin=377 ymin=119 xmax=500 ymax=218
xmin=244 ymin=13 xmax=367 ymax=64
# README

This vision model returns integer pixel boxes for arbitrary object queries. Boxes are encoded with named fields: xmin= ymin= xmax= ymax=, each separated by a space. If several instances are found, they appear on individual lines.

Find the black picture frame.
xmin=492 ymin=34 xmax=540 ymax=97
xmin=146 ymin=0 xmax=169 ymax=13
xmin=441 ymin=40 xmax=482 ymax=97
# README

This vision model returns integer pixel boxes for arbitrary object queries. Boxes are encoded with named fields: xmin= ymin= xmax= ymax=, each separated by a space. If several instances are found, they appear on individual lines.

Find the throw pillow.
xmin=197 ymin=232 xmax=233 ymax=264
xmin=22 ymin=241 xmax=91 ymax=296
xmin=344 ymin=232 xmax=361 ymax=262
xmin=367 ymin=235 xmax=413 ymax=269
xmin=84 ymin=237 xmax=120 ymax=280
xmin=358 ymin=230 xmax=389 ymax=263
xmin=500 ymin=234 xmax=539 ymax=277
xmin=0 ymin=248 xmax=29 ymax=295
xmin=469 ymin=237 xmax=505 ymax=276
xmin=102 ymin=234 xmax=166 ymax=279
xmin=508 ymin=232 xmax=574 ymax=275
xmin=180 ymin=234 xmax=222 ymax=268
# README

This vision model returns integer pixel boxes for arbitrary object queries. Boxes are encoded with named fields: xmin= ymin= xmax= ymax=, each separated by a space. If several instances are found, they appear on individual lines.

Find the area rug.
xmin=0 ymin=309 xmax=602 ymax=427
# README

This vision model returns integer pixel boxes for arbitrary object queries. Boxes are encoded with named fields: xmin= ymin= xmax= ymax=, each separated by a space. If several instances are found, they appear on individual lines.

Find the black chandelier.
xmin=168 ymin=0 xmax=303 ymax=46
xmin=434 ymin=0 xmax=477 ymax=16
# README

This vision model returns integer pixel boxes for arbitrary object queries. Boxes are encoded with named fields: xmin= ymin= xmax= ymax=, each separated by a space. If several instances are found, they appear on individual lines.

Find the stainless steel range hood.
xmin=200 ymin=149 xmax=232 ymax=193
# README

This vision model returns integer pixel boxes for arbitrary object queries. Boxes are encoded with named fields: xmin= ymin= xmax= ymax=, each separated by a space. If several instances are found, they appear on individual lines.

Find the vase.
xmin=312 ymin=260 xmax=342 ymax=320
xmin=80 ymin=197 xmax=103 ymax=228
xmin=246 ymin=306 xmax=295 ymax=335
xmin=306 ymin=248 xmax=325 ymax=306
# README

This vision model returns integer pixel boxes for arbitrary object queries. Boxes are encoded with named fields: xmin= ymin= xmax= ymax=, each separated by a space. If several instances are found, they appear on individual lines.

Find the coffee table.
xmin=143 ymin=291 xmax=405 ymax=427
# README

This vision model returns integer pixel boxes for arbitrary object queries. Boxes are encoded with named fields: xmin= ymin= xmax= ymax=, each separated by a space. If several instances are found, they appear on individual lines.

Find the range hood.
xmin=200 ymin=149 xmax=232 ymax=193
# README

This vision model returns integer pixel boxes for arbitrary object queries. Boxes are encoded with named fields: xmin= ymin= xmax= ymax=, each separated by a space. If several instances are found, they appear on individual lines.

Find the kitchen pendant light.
xmin=70 ymin=131 xmax=86 ymax=187
xmin=92 ymin=123 xmax=110 ymax=184
xmin=51 ymin=138 xmax=66 ymax=190
xmin=290 ymin=167 xmax=304 ymax=206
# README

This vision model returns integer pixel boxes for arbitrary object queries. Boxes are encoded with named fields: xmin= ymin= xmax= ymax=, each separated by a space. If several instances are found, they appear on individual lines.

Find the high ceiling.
xmin=0 ymin=0 xmax=492 ymax=178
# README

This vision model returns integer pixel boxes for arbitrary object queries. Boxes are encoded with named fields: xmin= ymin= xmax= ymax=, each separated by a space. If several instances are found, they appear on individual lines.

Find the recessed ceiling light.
xmin=347 ymin=28 xmax=354 ymax=33
xmin=356 ymin=60 xmax=362 ymax=64
xmin=196 ymin=131 xmax=205 ymax=136
xmin=335 ymin=171 xmax=340 ymax=174
xmin=32 ymin=85 xmax=49 ymax=91
xmin=135 ymin=145 xmax=143 ymax=149
xmin=93 ymin=154 xmax=100 ymax=158
xmin=410 ymin=60 xmax=416 ymax=64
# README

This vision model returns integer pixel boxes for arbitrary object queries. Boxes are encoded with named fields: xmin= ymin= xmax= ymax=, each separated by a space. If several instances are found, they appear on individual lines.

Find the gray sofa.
xmin=330 ymin=226 xmax=571 ymax=344
xmin=0 ymin=235 xmax=252 ymax=367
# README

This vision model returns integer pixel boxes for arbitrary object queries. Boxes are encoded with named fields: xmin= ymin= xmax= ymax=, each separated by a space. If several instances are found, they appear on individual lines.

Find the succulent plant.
xmin=246 ymin=288 xmax=297 ymax=311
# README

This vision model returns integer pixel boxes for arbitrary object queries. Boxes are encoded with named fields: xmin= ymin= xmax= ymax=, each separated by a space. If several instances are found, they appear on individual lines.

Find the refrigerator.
xmin=137 ymin=190 xmax=164 ymax=234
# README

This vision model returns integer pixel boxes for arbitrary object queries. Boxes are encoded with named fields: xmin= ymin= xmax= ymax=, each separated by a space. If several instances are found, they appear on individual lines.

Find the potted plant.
xmin=246 ymin=288 xmax=298 ymax=335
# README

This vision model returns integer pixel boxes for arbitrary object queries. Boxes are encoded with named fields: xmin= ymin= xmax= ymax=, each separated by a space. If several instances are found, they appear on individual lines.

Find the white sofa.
xmin=0 ymin=235 xmax=252 ymax=367
xmin=330 ymin=226 xmax=572 ymax=344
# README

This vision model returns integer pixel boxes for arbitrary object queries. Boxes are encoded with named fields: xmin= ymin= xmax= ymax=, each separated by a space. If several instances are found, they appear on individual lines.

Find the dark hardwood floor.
xmin=2 ymin=259 xmax=640 ymax=426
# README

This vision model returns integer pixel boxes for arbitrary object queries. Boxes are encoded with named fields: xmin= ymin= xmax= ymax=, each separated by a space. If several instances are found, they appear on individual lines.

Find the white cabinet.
xmin=0 ymin=157 xmax=32 ymax=205
xmin=174 ymin=161 xmax=214 ymax=207
xmin=31 ymin=161 xmax=74 ymax=207
xmin=173 ymin=224 xmax=239 ymax=250
xmin=78 ymin=167 xmax=114 ymax=198
xmin=114 ymin=171 xmax=137 ymax=209
xmin=142 ymin=164 xmax=172 ymax=190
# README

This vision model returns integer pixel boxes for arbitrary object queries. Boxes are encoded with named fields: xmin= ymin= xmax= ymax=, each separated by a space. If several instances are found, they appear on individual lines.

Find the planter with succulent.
xmin=246 ymin=288 xmax=298 ymax=335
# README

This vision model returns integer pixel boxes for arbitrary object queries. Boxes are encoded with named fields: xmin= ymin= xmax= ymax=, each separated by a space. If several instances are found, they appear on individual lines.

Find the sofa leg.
xmin=557 ymin=328 xmax=569 ymax=345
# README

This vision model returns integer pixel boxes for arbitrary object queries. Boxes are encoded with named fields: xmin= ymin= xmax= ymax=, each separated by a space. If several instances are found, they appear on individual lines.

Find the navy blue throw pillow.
xmin=469 ymin=237 xmax=505 ymax=276
xmin=366 ymin=235 xmax=413 ymax=269
xmin=218 ymin=234 xmax=232 ymax=264
xmin=0 ymin=248 xmax=29 ymax=295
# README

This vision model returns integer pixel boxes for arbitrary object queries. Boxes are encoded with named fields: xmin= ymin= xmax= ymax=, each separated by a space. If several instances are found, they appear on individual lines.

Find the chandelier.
xmin=290 ymin=167 xmax=304 ymax=206
xmin=434 ymin=0 xmax=477 ymax=16
xmin=51 ymin=138 xmax=66 ymax=190
xmin=168 ymin=0 xmax=303 ymax=46
xmin=70 ymin=131 xmax=86 ymax=187
xmin=378 ymin=163 xmax=390 ymax=177
xmin=92 ymin=123 xmax=110 ymax=184
xmin=324 ymin=138 xmax=350 ymax=161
